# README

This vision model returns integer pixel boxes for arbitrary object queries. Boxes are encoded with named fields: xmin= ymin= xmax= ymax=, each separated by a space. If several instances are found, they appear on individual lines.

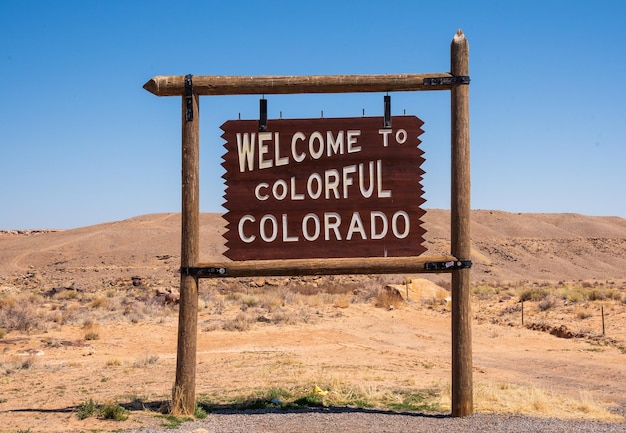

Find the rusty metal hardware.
xmin=424 ymin=260 xmax=472 ymax=271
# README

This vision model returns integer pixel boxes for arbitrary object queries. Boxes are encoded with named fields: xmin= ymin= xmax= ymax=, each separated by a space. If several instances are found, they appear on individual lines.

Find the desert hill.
xmin=1 ymin=210 xmax=625 ymax=290
xmin=1 ymin=210 xmax=626 ymax=432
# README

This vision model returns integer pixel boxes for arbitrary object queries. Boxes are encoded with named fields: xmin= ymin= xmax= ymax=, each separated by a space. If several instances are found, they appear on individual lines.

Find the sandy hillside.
xmin=0 ymin=210 xmax=625 ymax=432
xmin=2 ymin=209 xmax=626 ymax=285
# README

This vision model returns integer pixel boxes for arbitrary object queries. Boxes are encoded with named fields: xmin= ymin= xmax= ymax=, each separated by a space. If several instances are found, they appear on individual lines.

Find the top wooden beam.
xmin=143 ymin=73 xmax=458 ymax=96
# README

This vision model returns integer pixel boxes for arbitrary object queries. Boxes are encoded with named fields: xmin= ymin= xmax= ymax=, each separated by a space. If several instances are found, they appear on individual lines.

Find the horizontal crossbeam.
xmin=143 ymin=73 xmax=465 ymax=97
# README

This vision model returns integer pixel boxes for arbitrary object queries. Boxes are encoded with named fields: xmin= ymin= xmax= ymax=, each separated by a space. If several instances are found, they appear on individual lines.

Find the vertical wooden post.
xmin=450 ymin=29 xmax=473 ymax=417
xmin=173 ymin=83 xmax=200 ymax=415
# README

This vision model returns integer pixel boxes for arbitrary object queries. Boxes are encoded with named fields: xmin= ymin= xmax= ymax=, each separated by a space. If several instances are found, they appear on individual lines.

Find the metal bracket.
xmin=423 ymin=75 xmax=470 ymax=86
xmin=383 ymin=94 xmax=391 ymax=129
xmin=184 ymin=74 xmax=193 ymax=121
xmin=424 ymin=260 xmax=472 ymax=271
xmin=181 ymin=267 xmax=227 ymax=277
xmin=259 ymin=98 xmax=268 ymax=132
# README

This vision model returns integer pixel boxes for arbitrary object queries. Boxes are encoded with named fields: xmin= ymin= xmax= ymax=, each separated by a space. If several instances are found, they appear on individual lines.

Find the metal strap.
xmin=184 ymin=74 xmax=193 ymax=121
xmin=423 ymin=75 xmax=470 ymax=86
xmin=181 ymin=266 xmax=227 ymax=277
xmin=424 ymin=260 xmax=472 ymax=271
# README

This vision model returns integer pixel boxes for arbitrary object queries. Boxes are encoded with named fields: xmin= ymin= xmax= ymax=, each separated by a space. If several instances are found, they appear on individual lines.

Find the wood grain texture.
xmin=195 ymin=255 xmax=457 ymax=278
xmin=143 ymin=73 xmax=457 ymax=96
xmin=450 ymin=29 xmax=473 ymax=418
xmin=174 ymin=93 xmax=200 ymax=416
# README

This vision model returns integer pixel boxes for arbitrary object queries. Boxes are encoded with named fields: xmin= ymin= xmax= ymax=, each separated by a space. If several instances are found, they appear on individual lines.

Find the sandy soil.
xmin=0 ymin=210 xmax=625 ymax=432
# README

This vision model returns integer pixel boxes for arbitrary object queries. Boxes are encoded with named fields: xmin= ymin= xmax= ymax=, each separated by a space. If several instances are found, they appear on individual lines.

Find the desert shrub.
xmin=89 ymin=296 xmax=109 ymax=309
xmin=84 ymin=331 xmax=99 ymax=341
xmin=472 ymin=285 xmax=498 ymax=300
xmin=352 ymin=279 xmax=382 ymax=304
xmin=577 ymin=310 xmax=592 ymax=320
xmin=333 ymin=295 xmax=351 ymax=309
xmin=99 ymin=403 xmax=128 ymax=421
xmin=538 ymin=295 xmax=557 ymax=311
xmin=374 ymin=287 xmax=404 ymax=309
xmin=291 ymin=284 xmax=320 ymax=296
xmin=324 ymin=283 xmax=357 ymax=295
xmin=76 ymin=398 xmax=98 ymax=419
xmin=605 ymin=289 xmax=622 ymax=301
xmin=270 ymin=310 xmax=301 ymax=325
xmin=259 ymin=294 xmax=283 ymax=312
xmin=132 ymin=354 xmax=159 ymax=368
xmin=240 ymin=295 xmax=259 ymax=309
xmin=500 ymin=304 xmax=522 ymax=316
xmin=0 ymin=297 xmax=44 ymax=332
xmin=518 ymin=287 xmax=549 ymax=302
xmin=588 ymin=289 xmax=607 ymax=301
xmin=223 ymin=313 xmax=253 ymax=331
xmin=564 ymin=288 xmax=585 ymax=303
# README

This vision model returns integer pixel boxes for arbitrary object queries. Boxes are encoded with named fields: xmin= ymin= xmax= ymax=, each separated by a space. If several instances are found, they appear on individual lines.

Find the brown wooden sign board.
xmin=221 ymin=116 xmax=426 ymax=261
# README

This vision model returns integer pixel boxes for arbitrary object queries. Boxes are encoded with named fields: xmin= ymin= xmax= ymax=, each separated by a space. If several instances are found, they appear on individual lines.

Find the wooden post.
xmin=602 ymin=305 xmax=605 ymax=336
xmin=173 ymin=84 xmax=200 ymax=415
xmin=450 ymin=29 xmax=473 ymax=417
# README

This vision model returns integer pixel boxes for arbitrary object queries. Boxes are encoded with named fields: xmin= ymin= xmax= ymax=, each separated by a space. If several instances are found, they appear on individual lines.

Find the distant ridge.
xmin=1 ymin=210 xmax=625 ymax=287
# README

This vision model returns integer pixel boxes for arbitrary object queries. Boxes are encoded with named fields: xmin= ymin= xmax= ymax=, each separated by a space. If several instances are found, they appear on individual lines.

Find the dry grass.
xmin=451 ymin=381 xmax=625 ymax=422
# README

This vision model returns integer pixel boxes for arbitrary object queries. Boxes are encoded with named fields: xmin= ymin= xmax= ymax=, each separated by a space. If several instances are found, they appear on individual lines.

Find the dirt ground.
xmin=1 ymin=211 xmax=625 ymax=432
xmin=1 ymin=289 xmax=625 ymax=432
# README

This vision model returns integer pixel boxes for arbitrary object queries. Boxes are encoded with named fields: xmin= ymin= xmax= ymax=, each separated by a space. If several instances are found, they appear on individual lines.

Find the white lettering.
xmin=376 ymin=160 xmax=391 ymax=198
xmin=359 ymin=161 xmax=375 ymax=198
xmin=324 ymin=212 xmax=342 ymax=240
xmin=282 ymin=214 xmax=298 ymax=242
xmin=378 ymin=128 xmax=392 ymax=147
xmin=309 ymin=131 xmax=324 ymax=159
xmin=272 ymin=179 xmax=288 ymax=200
xmin=274 ymin=132 xmax=289 ymax=166
xmin=307 ymin=173 xmax=323 ymax=199
xmin=370 ymin=211 xmax=388 ymax=239
xmin=347 ymin=130 xmax=361 ymax=153
xmin=325 ymin=169 xmax=340 ymax=199
xmin=290 ymin=177 xmax=304 ymax=200
xmin=238 ymin=215 xmax=256 ymax=243
xmin=395 ymin=129 xmax=407 ymax=144
xmin=302 ymin=213 xmax=321 ymax=241
xmin=260 ymin=214 xmax=278 ymax=242
xmin=342 ymin=164 xmax=356 ymax=198
xmin=236 ymin=132 xmax=255 ymax=172
xmin=291 ymin=132 xmax=306 ymax=162
xmin=254 ymin=182 xmax=269 ymax=201
xmin=258 ymin=132 xmax=273 ymax=169
xmin=346 ymin=212 xmax=366 ymax=240
xmin=392 ymin=211 xmax=410 ymax=238
xmin=326 ymin=131 xmax=344 ymax=156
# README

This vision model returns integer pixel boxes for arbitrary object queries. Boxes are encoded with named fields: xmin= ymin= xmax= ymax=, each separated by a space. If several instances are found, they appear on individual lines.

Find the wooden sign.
xmin=221 ymin=116 xmax=427 ymax=260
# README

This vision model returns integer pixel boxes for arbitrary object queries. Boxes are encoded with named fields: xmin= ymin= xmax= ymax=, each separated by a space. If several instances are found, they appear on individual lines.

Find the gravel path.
xmin=124 ymin=409 xmax=626 ymax=433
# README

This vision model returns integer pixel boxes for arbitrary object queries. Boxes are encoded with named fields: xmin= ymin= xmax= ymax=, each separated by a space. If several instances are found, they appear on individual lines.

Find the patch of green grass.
xmin=197 ymin=385 xmax=444 ymax=413
xmin=76 ymin=398 xmax=98 ymax=420
xmin=100 ymin=402 xmax=128 ymax=421
xmin=76 ymin=399 xmax=128 ymax=421
xmin=194 ymin=403 xmax=207 ymax=419
xmin=288 ymin=393 xmax=325 ymax=408
xmin=384 ymin=389 xmax=441 ymax=412
xmin=160 ymin=414 xmax=193 ymax=429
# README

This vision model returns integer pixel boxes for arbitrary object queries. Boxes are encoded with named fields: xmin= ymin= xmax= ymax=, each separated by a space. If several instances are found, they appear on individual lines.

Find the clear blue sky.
xmin=1 ymin=0 xmax=625 ymax=229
